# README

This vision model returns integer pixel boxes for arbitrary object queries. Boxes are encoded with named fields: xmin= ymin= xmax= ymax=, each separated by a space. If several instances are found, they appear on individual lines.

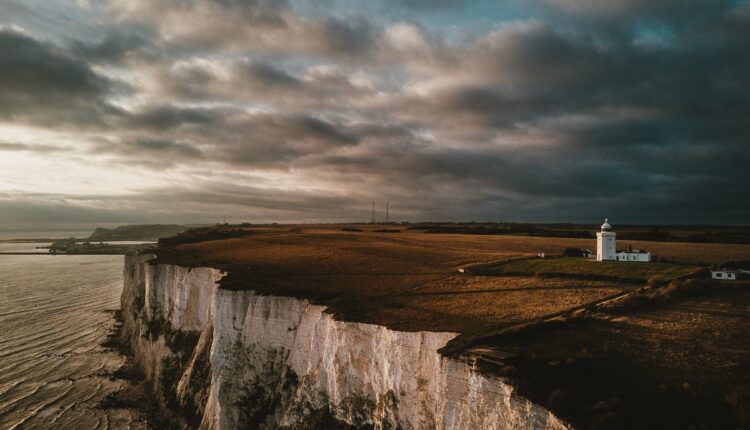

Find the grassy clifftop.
xmin=148 ymin=224 xmax=750 ymax=429
xmin=479 ymin=257 xmax=700 ymax=283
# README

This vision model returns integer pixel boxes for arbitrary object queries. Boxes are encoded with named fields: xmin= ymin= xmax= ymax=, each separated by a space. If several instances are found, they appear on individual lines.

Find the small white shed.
xmin=711 ymin=269 xmax=738 ymax=280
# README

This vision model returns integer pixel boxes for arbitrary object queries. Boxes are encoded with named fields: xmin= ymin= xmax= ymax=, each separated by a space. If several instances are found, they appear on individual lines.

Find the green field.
xmin=480 ymin=257 xmax=700 ymax=283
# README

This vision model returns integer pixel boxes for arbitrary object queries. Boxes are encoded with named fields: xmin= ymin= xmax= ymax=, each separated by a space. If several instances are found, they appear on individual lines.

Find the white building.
xmin=596 ymin=219 xmax=651 ymax=262
xmin=596 ymin=219 xmax=617 ymax=261
xmin=616 ymin=249 xmax=651 ymax=262
xmin=711 ymin=269 xmax=750 ymax=280
xmin=711 ymin=269 xmax=738 ymax=280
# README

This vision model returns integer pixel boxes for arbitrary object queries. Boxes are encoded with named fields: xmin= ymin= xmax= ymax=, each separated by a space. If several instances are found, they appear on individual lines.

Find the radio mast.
xmin=371 ymin=201 xmax=375 ymax=224
xmin=385 ymin=201 xmax=390 ymax=223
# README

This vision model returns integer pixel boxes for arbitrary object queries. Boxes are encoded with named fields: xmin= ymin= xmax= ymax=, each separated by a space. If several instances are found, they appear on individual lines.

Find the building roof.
xmin=711 ymin=268 xmax=750 ymax=274
xmin=601 ymin=218 xmax=612 ymax=231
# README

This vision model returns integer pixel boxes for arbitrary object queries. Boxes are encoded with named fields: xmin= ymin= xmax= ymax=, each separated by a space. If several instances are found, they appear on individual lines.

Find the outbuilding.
xmin=710 ymin=269 xmax=750 ymax=280
xmin=616 ymin=249 xmax=651 ymax=262
xmin=711 ymin=269 xmax=738 ymax=280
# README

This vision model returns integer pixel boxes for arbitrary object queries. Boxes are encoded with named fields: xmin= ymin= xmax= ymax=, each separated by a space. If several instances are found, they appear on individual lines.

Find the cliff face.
xmin=121 ymin=253 xmax=570 ymax=430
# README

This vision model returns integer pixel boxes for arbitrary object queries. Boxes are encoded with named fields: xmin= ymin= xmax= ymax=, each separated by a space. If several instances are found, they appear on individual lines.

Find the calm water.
xmin=0 ymin=242 xmax=147 ymax=429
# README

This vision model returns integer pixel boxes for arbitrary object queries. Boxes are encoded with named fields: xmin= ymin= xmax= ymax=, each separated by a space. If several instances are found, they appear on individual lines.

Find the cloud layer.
xmin=1 ymin=0 xmax=749 ymax=230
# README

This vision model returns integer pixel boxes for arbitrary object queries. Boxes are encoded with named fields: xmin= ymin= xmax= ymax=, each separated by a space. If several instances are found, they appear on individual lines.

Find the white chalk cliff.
xmin=121 ymin=253 xmax=571 ymax=430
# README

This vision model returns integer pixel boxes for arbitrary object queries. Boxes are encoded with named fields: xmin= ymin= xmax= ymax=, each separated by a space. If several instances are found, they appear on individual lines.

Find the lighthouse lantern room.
xmin=596 ymin=218 xmax=617 ymax=261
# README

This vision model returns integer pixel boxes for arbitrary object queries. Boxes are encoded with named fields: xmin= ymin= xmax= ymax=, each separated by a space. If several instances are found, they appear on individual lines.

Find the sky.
xmin=1 ymin=0 xmax=749 ymax=231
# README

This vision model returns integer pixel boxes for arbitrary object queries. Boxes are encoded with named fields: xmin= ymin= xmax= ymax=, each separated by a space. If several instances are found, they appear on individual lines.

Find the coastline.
xmin=117 ymin=252 xmax=570 ymax=429
xmin=119 ymin=225 xmax=750 ymax=429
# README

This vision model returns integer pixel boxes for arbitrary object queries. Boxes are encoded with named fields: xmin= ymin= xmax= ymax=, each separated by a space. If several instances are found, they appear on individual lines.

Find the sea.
xmin=0 ymin=237 xmax=149 ymax=429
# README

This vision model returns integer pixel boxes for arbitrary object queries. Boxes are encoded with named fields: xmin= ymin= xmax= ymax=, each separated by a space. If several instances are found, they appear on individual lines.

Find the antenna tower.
xmin=385 ymin=201 xmax=390 ymax=223
xmin=371 ymin=201 xmax=375 ymax=223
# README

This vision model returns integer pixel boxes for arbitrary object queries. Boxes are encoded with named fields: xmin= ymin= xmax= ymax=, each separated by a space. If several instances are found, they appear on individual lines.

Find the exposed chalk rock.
xmin=120 ymin=253 xmax=570 ymax=430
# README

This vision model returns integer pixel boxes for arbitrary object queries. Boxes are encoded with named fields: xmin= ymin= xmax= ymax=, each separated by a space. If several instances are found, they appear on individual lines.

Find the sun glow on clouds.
xmin=0 ymin=124 xmax=174 ymax=192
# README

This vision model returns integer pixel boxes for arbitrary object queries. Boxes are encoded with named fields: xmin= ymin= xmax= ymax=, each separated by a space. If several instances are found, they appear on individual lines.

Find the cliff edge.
xmin=121 ymin=252 xmax=569 ymax=429
xmin=119 ymin=225 xmax=750 ymax=429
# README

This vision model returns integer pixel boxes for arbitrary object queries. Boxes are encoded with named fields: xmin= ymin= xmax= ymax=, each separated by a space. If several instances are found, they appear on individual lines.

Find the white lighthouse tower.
xmin=596 ymin=218 xmax=616 ymax=261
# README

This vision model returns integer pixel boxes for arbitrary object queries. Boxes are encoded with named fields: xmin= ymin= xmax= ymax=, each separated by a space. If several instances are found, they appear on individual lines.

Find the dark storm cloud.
xmin=391 ymin=6 xmax=750 ymax=211
xmin=239 ymin=62 xmax=301 ymax=87
xmin=0 ymin=28 xmax=117 ymax=127
xmin=72 ymin=31 xmax=151 ymax=63
xmin=202 ymin=114 xmax=362 ymax=166
xmin=543 ymin=0 xmax=729 ymax=21
xmin=124 ymin=105 xmax=224 ymax=130
xmin=88 ymin=137 xmax=204 ymax=169
xmin=0 ymin=29 xmax=101 ymax=95
xmin=121 ymin=138 xmax=203 ymax=158
xmin=148 ymin=58 xmax=373 ymax=111
xmin=291 ymin=116 xmax=359 ymax=145
xmin=2 ymin=0 xmax=750 ymax=228
xmin=317 ymin=16 xmax=375 ymax=56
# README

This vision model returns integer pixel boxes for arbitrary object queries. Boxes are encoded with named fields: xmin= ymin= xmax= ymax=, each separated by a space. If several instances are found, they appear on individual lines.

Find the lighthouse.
xmin=596 ymin=218 xmax=616 ymax=261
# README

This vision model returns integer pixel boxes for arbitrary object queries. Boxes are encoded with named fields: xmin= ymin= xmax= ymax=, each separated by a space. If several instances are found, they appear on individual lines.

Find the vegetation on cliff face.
xmin=281 ymin=407 xmax=377 ymax=430
xmin=128 ymin=314 xmax=205 ymax=428
xmin=143 ymin=319 xmax=201 ymax=395
xmin=176 ymin=324 xmax=213 ymax=427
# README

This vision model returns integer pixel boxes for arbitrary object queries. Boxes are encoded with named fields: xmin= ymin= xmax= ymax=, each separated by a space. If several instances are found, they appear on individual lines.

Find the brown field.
xmin=488 ymin=284 xmax=750 ymax=430
xmin=154 ymin=224 xmax=750 ymax=335
xmin=157 ymin=224 xmax=750 ymax=272
xmin=154 ymin=224 xmax=750 ymax=429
